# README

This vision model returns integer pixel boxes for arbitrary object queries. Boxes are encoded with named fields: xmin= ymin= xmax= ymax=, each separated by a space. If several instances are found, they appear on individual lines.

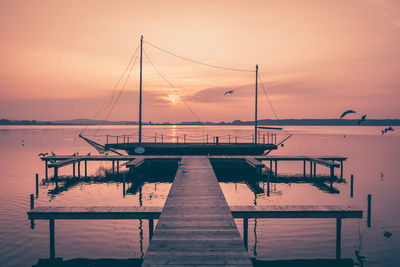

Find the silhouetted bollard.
xmin=30 ymin=194 xmax=34 ymax=210
xmin=367 ymin=194 xmax=371 ymax=228
xmin=350 ymin=175 xmax=354 ymax=198
xmin=35 ymin=173 xmax=39 ymax=197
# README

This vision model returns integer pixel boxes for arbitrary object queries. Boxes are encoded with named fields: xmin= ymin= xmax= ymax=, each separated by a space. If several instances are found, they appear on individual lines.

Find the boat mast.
xmin=254 ymin=64 xmax=258 ymax=144
xmin=139 ymin=35 xmax=143 ymax=143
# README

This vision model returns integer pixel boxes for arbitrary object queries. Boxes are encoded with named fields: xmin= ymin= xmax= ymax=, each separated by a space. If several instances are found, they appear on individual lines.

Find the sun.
xmin=169 ymin=95 xmax=177 ymax=104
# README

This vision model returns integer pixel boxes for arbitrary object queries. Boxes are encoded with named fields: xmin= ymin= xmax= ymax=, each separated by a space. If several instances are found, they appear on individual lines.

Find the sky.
xmin=0 ymin=0 xmax=399 ymax=123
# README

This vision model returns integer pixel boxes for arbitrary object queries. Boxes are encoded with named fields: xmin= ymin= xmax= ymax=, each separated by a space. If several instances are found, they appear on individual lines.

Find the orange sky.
xmin=0 ymin=0 xmax=399 ymax=122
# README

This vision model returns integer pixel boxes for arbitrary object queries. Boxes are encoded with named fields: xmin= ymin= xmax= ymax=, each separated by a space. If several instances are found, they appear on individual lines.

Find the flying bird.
xmin=381 ymin=126 xmax=394 ymax=135
xmin=357 ymin=114 xmax=367 ymax=125
xmin=340 ymin=110 xmax=356 ymax=119
xmin=224 ymin=90 xmax=234 ymax=96
xmin=38 ymin=153 xmax=48 ymax=157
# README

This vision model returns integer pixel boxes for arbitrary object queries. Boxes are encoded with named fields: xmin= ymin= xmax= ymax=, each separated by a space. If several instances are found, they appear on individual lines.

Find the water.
xmin=0 ymin=125 xmax=399 ymax=266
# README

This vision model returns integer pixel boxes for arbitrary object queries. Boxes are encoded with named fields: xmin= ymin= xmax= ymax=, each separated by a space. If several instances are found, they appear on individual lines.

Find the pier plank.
xmin=142 ymin=156 xmax=253 ymax=266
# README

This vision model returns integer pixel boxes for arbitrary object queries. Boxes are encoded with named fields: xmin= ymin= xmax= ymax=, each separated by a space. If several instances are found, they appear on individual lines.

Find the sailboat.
xmin=80 ymin=36 xmax=287 ymax=156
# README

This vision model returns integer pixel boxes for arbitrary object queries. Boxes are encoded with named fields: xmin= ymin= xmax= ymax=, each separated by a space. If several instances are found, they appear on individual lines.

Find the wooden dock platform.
xmin=142 ymin=156 xmax=253 ymax=266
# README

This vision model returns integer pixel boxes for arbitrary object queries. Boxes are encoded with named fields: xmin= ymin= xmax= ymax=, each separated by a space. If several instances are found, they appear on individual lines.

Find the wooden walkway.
xmin=142 ymin=156 xmax=252 ymax=266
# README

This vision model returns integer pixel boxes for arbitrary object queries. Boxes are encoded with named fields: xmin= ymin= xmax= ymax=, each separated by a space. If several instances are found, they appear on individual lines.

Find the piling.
xmin=243 ymin=218 xmax=248 ymax=251
xmin=45 ymin=161 xmax=48 ymax=181
xmin=30 ymin=194 xmax=34 ymax=210
xmin=35 ymin=173 xmax=39 ymax=197
xmin=303 ymin=160 xmax=306 ymax=177
xmin=274 ymin=160 xmax=277 ymax=178
xmin=336 ymin=218 xmax=342 ymax=259
xmin=117 ymin=160 xmax=120 ymax=175
xmin=49 ymin=219 xmax=55 ymax=260
xmin=149 ymin=219 xmax=154 ymax=241
xmin=123 ymin=174 xmax=126 ymax=197
xmin=216 ymin=136 xmax=219 ymax=144
xmin=85 ymin=160 xmax=87 ymax=178
xmin=78 ymin=161 xmax=81 ymax=178
xmin=340 ymin=161 xmax=343 ymax=179
xmin=313 ymin=162 xmax=316 ymax=177
xmin=73 ymin=163 xmax=76 ymax=178
xmin=350 ymin=175 xmax=354 ymax=198
xmin=367 ymin=194 xmax=371 ymax=228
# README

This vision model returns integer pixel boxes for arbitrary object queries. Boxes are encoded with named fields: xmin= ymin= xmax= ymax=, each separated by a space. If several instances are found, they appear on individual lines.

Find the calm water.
xmin=0 ymin=125 xmax=399 ymax=266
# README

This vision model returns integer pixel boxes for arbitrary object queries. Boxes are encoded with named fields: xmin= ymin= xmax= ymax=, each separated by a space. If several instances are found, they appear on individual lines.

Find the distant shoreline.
xmin=1 ymin=118 xmax=400 ymax=126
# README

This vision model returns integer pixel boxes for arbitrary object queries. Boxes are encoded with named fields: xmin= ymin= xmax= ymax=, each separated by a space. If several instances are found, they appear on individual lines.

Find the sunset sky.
xmin=0 ymin=0 xmax=399 ymax=123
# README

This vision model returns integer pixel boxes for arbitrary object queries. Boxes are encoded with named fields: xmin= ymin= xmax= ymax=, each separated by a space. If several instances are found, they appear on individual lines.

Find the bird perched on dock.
xmin=381 ymin=126 xmax=394 ymax=135
xmin=51 ymin=151 xmax=56 ymax=156
xmin=224 ymin=90 xmax=234 ymax=96
xmin=357 ymin=114 xmax=367 ymax=125
xmin=340 ymin=109 xmax=356 ymax=119
xmin=38 ymin=153 xmax=48 ymax=157
xmin=87 ymin=152 xmax=91 ymax=156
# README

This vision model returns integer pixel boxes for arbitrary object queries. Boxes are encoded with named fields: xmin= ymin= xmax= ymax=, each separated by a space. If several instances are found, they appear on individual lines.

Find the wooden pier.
xmin=142 ymin=156 xmax=252 ymax=266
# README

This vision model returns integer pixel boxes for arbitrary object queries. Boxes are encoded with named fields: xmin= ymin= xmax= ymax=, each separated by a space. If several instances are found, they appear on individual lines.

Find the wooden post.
xmin=336 ymin=217 xmax=342 ymax=259
xmin=216 ymin=136 xmax=219 ymax=145
xmin=116 ymin=136 xmax=119 ymax=144
xmin=252 ymin=134 xmax=254 ymax=143
xmin=243 ymin=218 xmax=248 ymax=251
xmin=127 ymin=136 xmax=130 ymax=143
xmin=229 ymin=134 xmax=231 ymax=143
xmin=267 ymin=179 xmax=270 ymax=197
xmin=274 ymin=160 xmax=277 ymax=178
xmin=49 ymin=219 xmax=55 ymax=260
xmin=367 ymin=194 xmax=371 ymax=228
xmin=117 ymin=160 xmax=120 ymax=175
xmin=269 ymin=160 xmax=272 ymax=177
xmin=112 ymin=161 xmax=115 ymax=174
xmin=263 ymin=134 xmax=265 ymax=144
xmin=45 ymin=161 xmax=48 ymax=182
xmin=303 ymin=160 xmax=306 ymax=177
xmin=254 ymin=64 xmax=258 ymax=144
xmin=340 ymin=161 xmax=343 ymax=179
xmin=154 ymin=134 xmax=157 ymax=143
xmin=85 ymin=160 xmax=87 ymax=178
xmin=54 ymin=167 xmax=58 ymax=189
xmin=235 ymin=137 xmax=237 ymax=144
xmin=35 ymin=174 xmax=39 ymax=197
xmin=330 ymin=166 xmax=334 ymax=179
xmin=149 ymin=219 xmax=154 ymax=241
xmin=123 ymin=134 xmax=126 ymax=143
xmin=106 ymin=135 xmax=109 ymax=144
xmin=161 ymin=134 xmax=163 ymax=143
xmin=206 ymin=134 xmax=208 ymax=143
xmin=73 ymin=163 xmax=76 ymax=178
xmin=267 ymin=133 xmax=270 ymax=143
xmin=274 ymin=133 xmax=277 ymax=144
xmin=310 ymin=161 xmax=312 ymax=177
xmin=122 ymin=174 xmax=126 ymax=197
xmin=313 ymin=162 xmax=316 ymax=178
xmin=30 ymin=194 xmax=34 ymax=210
xmin=350 ymin=174 xmax=354 ymax=198
xmin=78 ymin=161 xmax=81 ymax=178
xmin=184 ymin=134 xmax=186 ymax=143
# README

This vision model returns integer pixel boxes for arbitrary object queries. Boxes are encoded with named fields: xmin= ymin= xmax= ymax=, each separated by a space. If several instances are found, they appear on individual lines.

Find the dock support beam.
xmin=350 ymin=174 xmax=354 ymax=198
xmin=45 ymin=161 xmax=48 ymax=181
xmin=35 ymin=173 xmax=39 ymax=197
xmin=78 ymin=161 xmax=81 ymax=178
xmin=117 ymin=160 xmax=120 ymax=175
xmin=73 ymin=163 xmax=76 ymax=178
xmin=303 ymin=160 xmax=306 ymax=177
xmin=243 ymin=218 xmax=248 ymax=251
xmin=367 ymin=194 xmax=371 ymax=228
xmin=112 ymin=161 xmax=115 ymax=174
xmin=85 ymin=160 xmax=87 ymax=178
xmin=54 ymin=167 xmax=58 ymax=189
xmin=336 ymin=218 xmax=341 ymax=259
xmin=340 ymin=161 xmax=343 ymax=179
xmin=149 ymin=219 xmax=154 ymax=241
xmin=274 ymin=161 xmax=277 ymax=178
xmin=49 ymin=219 xmax=55 ymax=260
xmin=313 ymin=162 xmax=316 ymax=177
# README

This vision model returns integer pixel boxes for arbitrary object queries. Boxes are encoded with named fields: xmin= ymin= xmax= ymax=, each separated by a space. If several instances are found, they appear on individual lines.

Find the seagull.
xmin=340 ymin=110 xmax=356 ymax=119
xmin=224 ymin=90 xmax=234 ymax=96
xmin=382 ymin=227 xmax=392 ymax=238
xmin=51 ymin=151 xmax=56 ymax=156
xmin=357 ymin=114 xmax=367 ymax=125
xmin=87 ymin=152 xmax=91 ymax=156
xmin=381 ymin=126 xmax=394 ymax=135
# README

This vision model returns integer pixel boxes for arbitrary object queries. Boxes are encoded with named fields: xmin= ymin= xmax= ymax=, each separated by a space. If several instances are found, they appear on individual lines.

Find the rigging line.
xmin=144 ymin=40 xmax=254 ymax=73
xmin=258 ymin=73 xmax=291 ymax=135
xmin=79 ymin=45 xmax=139 ymax=135
xmin=143 ymin=49 xmax=204 ymax=124
xmin=94 ymin=52 xmax=138 ymax=135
